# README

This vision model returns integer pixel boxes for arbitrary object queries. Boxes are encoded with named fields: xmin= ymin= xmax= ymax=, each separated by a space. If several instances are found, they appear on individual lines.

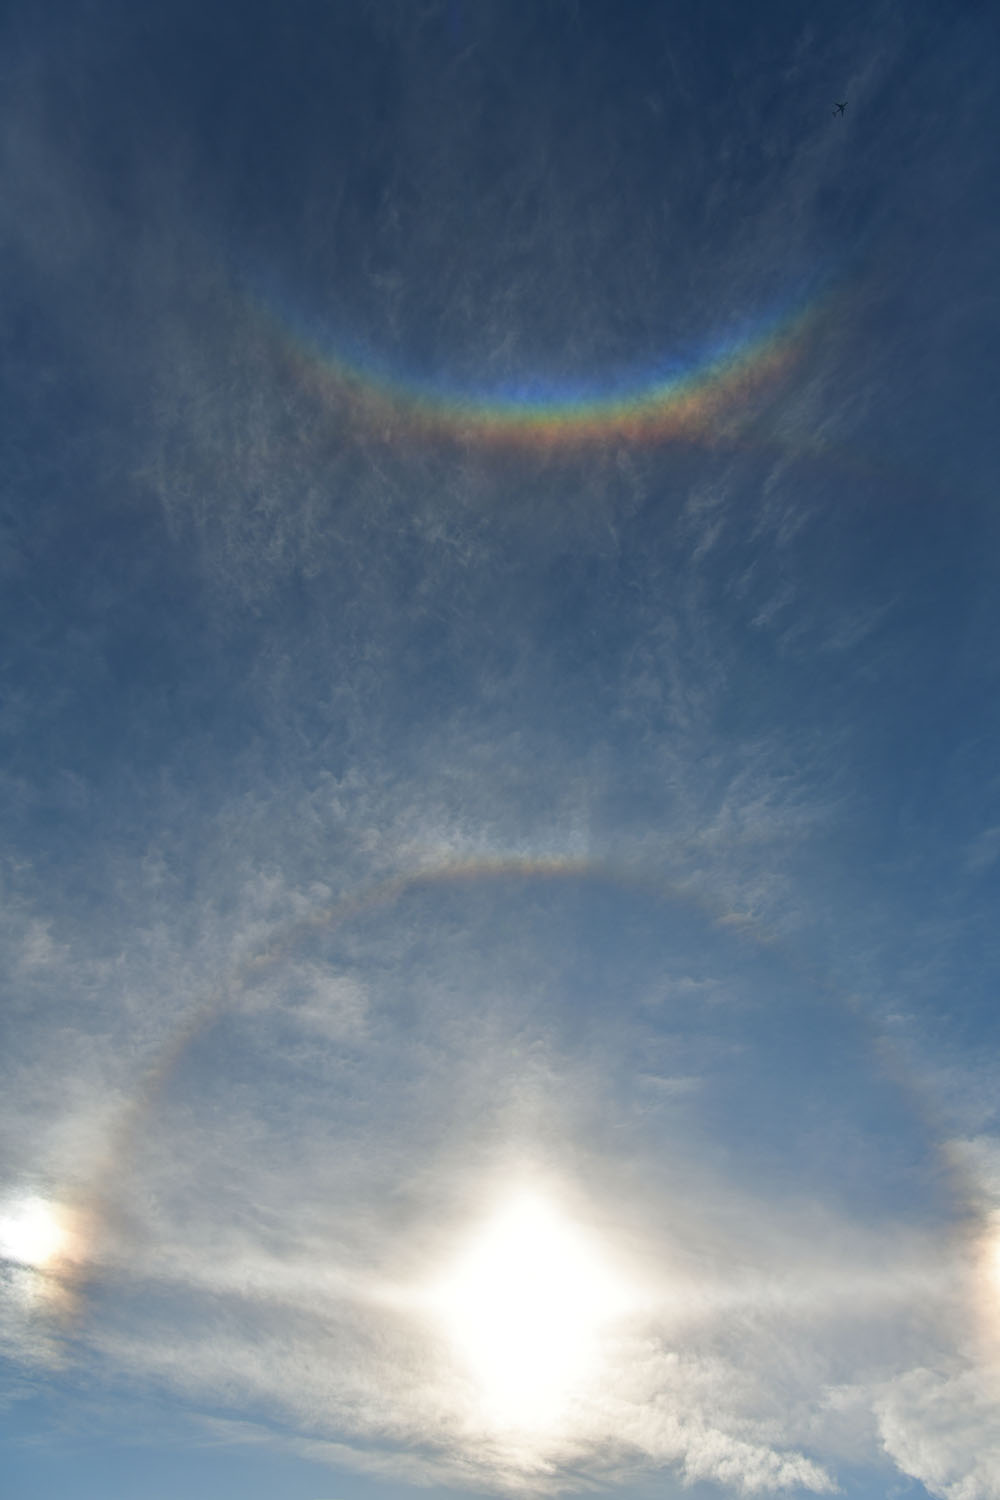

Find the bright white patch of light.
xmin=425 ymin=1189 xmax=635 ymax=1432
xmin=0 ymin=1197 xmax=68 ymax=1269
xmin=985 ymin=1221 xmax=1000 ymax=1313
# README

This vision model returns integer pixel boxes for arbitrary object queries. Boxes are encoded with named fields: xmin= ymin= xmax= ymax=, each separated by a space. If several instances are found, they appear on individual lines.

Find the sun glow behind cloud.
xmin=972 ymin=1211 xmax=1000 ymax=1348
xmin=0 ymin=1197 xmax=70 ymax=1270
xmin=0 ymin=1196 xmax=81 ymax=1316
xmin=421 ymin=1188 xmax=638 ymax=1435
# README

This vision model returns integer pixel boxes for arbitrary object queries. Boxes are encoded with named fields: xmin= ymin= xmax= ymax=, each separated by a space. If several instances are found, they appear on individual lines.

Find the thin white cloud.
xmin=876 ymin=1364 xmax=1000 ymax=1500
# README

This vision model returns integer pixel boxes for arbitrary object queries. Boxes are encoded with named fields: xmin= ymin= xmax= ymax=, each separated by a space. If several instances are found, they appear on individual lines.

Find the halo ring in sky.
xmin=69 ymin=853 xmax=960 ymax=1299
xmin=113 ymin=852 xmax=842 ymax=1131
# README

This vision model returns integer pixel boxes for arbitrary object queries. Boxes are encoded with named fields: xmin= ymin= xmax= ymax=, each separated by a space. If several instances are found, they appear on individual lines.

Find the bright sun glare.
xmin=0 ymin=1197 xmax=69 ymax=1270
xmin=425 ymin=1189 xmax=634 ymax=1432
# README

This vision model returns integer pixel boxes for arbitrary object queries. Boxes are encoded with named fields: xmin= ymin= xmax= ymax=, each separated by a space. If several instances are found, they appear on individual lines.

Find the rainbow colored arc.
xmin=268 ymin=292 xmax=823 ymax=452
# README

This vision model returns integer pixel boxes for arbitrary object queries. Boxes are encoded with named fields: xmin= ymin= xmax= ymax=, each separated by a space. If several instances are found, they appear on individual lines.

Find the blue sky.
xmin=2 ymin=2 xmax=1000 ymax=1497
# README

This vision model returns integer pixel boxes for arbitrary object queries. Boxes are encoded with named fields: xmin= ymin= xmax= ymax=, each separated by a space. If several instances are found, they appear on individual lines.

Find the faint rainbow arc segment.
xmin=264 ymin=294 xmax=826 ymax=451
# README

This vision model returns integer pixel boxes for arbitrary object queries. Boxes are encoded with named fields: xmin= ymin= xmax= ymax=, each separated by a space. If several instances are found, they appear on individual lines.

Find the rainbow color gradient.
xmin=262 ymin=287 xmax=825 ymax=453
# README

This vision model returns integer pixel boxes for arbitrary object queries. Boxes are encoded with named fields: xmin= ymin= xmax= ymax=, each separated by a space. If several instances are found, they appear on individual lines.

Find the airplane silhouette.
xmin=833 ymin=100 xmax=847 ymax=116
